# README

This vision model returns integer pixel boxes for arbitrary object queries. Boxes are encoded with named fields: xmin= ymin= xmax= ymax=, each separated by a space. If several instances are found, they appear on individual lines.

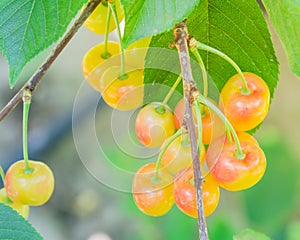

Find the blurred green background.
xmin=1 ymin=13 xmax=300 ymax=240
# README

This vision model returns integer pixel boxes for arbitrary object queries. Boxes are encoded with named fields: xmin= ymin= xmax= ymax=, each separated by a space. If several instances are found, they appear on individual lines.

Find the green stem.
xmin=193 ymin=100 xmax=203 ymax=152
xmin=190 ymin=48 xmax=208 ymax=97
xmin=162 ymin=75 xmax=182 ymax=106
xmin=194 ymin=40 xmax=250 ymax=95
xmin=101 ymin=5 xmax=112 ymax=59
xmin=108 ymin=2 xmax=127 ymax=79
xmin=156 ymin=75 xmax=182 ymax=115
xmin=225 ymin=125 xmax=233 ymax=143
xmin=0 ymin=165 xmax=5 ymax=184
xmin=22 ymin=90 xmax=33 ymax=173
xmin=198 ymin=96 xmax=245 ymax=159
xmin=153 ymin=129 xmax=182 ymax=180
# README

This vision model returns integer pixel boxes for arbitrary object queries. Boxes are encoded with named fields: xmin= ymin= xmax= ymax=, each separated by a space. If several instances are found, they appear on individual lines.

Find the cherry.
xmin=82 ymin=41 xmax=121 ymax=91
xmin=132 ymin=163 xmax=174 ymax=216
xmin=135 ymin=103 xmax=176 ymax=148
xmin=206 ymin=135 xmax=266 ymax=191
xmin=173 ymin=167 xmax=220 ymax=218
xmin=83 ymin=0 xmax=124 ymax=34
xmin=100 ymin=66 xmax=144 ymax=110
xmin=174 ymin=98 xmax=224 ymax=144
xmin=160 ymin=134 xmax=206 ymax=175
xmin=0 ymin=188 xmax=29 ymax=219
xmin=5 ymin=160 xmax=55 ymax=206
xmin=219 ymin=72 xmax=270 ymax=131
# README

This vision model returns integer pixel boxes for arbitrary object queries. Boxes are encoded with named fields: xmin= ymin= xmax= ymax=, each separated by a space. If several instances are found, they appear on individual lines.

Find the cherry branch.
xmin=173 ymin=20 xmax=209 ymax=240
xmin=0 ymin=0 xmax=102 ymax=121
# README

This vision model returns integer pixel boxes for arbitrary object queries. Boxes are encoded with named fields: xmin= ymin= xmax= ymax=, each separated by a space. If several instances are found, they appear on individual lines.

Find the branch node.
xmin=22 ymin=88 xmax=32 ymax=104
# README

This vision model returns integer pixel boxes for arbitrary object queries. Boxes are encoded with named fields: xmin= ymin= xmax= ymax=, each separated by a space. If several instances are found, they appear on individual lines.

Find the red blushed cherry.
xmin=206 ymin=135 xmax=266 ymax=191
xmin=5 ymin=160 xmax=55 ymax=206
xmin=174 ymin=98 xmax=224 ymax=144
xmin=160 ymin=134 xmax=206 ymax=176
xmin=174 ymin=167 xmax=220 ymax=218
xmin=135 ymin=103 xmax=176 ymax=148
xmin=132 ymin=163 xmax=174 ymax=216
xmin=219 ymin=72 xmax=270 ymax=131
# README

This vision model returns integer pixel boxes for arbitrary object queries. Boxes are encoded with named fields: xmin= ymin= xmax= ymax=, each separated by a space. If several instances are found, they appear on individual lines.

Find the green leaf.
xmin=0 ymin=0 xmax=87 ymax=88
xmin=233 ymin=229 xmax=270 ymax=240
xmin=0 ymin=203 xmax=43 ymax=239
xmin=144 ymin=0 xmax=279 ymax=103
xmin=121 ymin=0 xmax=200 ymax=47
xmin=262 ymin=0 xmax=300 ymax=77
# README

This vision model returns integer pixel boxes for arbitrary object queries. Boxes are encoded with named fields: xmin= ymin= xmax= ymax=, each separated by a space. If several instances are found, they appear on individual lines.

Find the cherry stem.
xmin=191 ymin=38 xmax=251 ymax=95
xmin=0 ymin=165 xmax=5 ymax=185
xmin=190 ymin=48 xmax=208 ymax=97
xmin=156 ymin=75 xmax=182 ymax=115
xmin=108 ymin=2 xmax=127 ymax=79
xmin=193 ymin=100 xmax=203 ymax=153
xmin=198 ymin=96 xmax=245 ymax=159
xmin=162 ymin=75 xmax=182 ymax=106
xmin=101 ymin=3 xmax=112 ymax=59
xmin=154 ymin=129 xmax=182 ymax=180
xmin=22 ymin=89 xmax=33 ymax=174
xmin=225 ymin=125 xmax=233 ymax=143
xmin=174 ymin=20 xmax=209 ymax=240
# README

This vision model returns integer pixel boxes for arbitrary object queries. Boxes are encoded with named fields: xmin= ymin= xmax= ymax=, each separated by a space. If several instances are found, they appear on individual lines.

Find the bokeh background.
xmin=1 ymin=10 xmax=300 ymax=240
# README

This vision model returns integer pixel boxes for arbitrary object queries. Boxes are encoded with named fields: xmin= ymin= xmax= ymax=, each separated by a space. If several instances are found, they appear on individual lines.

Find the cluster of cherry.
xmin=81 ymin=1 xmax=270 ymax=218
xmin=132 ymin=72 xmax=269 ymax=217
